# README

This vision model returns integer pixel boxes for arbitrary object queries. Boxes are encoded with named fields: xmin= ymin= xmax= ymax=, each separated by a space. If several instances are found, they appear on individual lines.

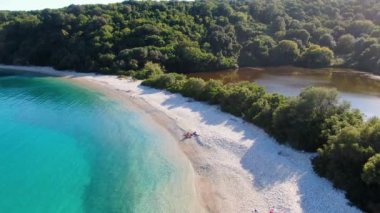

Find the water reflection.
xmin=190 ymin=66 xmax=380 ymax=117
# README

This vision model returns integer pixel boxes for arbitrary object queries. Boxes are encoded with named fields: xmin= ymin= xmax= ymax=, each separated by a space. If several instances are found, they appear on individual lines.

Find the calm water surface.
xmin=0 ymin=70 xmax=198 ymax=213
xmin=190 ymin=66 xmax=380 ymax=118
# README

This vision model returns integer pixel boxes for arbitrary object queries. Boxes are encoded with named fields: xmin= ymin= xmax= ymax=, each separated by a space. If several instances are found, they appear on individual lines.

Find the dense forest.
xmin=0 ymin=0 xmax=379 ymax=74
xmin=1 ymin=0 xmax=380 ymax=211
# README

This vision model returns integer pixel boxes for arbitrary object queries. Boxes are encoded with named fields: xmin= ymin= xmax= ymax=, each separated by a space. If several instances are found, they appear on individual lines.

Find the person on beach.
xmin=184 ymin=132 xmax=192 ymax=139
xmin=183 ymin=131 xmax=200 ymax=140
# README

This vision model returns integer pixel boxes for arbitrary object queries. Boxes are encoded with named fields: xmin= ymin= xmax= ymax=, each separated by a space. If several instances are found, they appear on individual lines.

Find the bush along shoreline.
xmin=140 ymin=65 xmax=380 ymax=212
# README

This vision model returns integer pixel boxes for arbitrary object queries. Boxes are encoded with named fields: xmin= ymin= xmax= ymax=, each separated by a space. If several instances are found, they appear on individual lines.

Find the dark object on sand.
xmin=183 ymin=131 xmax=199 ymax=139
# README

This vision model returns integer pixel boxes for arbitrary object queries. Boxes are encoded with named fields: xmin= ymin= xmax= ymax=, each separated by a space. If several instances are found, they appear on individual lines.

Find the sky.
xmin=0 ymin=0 xmax=123 ymax=11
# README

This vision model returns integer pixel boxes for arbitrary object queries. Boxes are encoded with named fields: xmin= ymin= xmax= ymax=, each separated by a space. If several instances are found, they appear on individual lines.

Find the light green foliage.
xmin=270 ymin=40 xmax=300 ymax=65
xmin=248 ymin=93 xmax=287 ymax=132
xmin=362 ymin=154 xmax=380 ymax=185
xmin=129 ymin=62 xmax=165 ymax=80
xmin=142 ymin=73 xmax=186 ymax=93
xmin=300 ymin=45 xmax=334 ymax=67
xmin=336 ymin=34 xmax=356 ymax=54
xmin=220 ymin=82 xmax=266 ymax=117
xmin=181 ymin=78 xmax=206 ymax=99
xmin=360 ymin=118 xmax=380 ymax=152
xmin=199 ymin=79 xmax=225 ymax=104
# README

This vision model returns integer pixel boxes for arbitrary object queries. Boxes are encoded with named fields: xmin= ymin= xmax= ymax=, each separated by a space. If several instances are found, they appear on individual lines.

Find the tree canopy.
xmin=0 ymin=0 xmax=379 ymax=73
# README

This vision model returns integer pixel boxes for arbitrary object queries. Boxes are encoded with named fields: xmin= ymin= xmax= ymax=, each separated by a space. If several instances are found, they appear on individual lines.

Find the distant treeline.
xmin=0 ymin=0 xmax=379 ymax=73
xmin=139 ymin=64 xmax=380 ymax=212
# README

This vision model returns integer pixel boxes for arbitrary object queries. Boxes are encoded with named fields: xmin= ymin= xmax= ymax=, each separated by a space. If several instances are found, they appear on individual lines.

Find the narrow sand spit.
xmin=0 ymin=65 xmax=361 ymax=213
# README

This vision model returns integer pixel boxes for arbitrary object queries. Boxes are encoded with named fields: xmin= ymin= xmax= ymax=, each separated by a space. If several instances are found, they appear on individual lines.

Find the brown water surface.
xmin=190 ymin=66 xmax=380 ymax=118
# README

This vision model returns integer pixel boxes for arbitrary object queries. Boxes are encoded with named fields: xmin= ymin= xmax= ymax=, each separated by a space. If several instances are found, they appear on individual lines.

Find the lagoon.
xmin=0 ymin=71 xmax=198 ymax=213
xmin=190 ymin=66 xmax=380 ymax=118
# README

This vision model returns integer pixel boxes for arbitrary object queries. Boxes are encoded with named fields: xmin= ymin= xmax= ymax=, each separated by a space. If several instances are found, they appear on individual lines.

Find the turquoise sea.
xmin=0 ymin=70 xmax=198 ymax=213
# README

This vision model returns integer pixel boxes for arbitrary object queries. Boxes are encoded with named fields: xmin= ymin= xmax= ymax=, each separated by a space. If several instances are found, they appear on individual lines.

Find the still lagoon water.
xmin=191 ymin=66 xmax=380 ymax=118
xmin=0 ymin=70 xmax=198 ymax=213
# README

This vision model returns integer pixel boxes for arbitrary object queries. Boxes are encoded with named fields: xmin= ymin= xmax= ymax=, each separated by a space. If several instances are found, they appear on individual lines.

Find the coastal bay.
xmin=0 ymin=65 xmax=361 ymax=212
xmin=0 ymin=66 xmax=203 ymax=213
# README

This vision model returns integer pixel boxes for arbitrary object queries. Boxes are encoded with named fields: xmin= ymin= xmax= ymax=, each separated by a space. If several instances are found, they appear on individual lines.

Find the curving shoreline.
xmin=0 ymin=65 xmax=361 ymax=212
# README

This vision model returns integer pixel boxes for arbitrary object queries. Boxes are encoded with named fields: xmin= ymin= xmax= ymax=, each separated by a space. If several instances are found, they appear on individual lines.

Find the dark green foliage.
xmin=143 ymin=72 xmax=380 ymax=211
xmin=2 ymin=1 xmax=380 ymax=210
xmin=357 ymin=44 xmax=380 ymax=74
xmin=171 ymin=41 xmax=217 ymax=72
xmin=318 ymin=34 xmax=336 ymax=49
xmin=273 ymin=87 xmax=347 ymax=151
xmin=285 ymin=29 xmax=311 ymax=46
xmin=313 ymin=127 xmax=377 ymax=210
xmin=239 ymin=35 xmax=276 ymax=66
xmin=219 ymin=82 xmax=265 ymax=117
xmin=313 ymin=119 xmax=380 ymax=211
xmin=0 ymin=0 xmax=379 ymax=73
xmin=247 ymin=93 xmax=287 ymax=132
xmin=320 ymin=108 xmax=364 ymax=140
xmin=348 ymin=20 xmax=376 ymax=37
xmin=181 ymin=77 xmax=206 ymax=99
xmin=199 ymin=79 xmax=225 ymax=104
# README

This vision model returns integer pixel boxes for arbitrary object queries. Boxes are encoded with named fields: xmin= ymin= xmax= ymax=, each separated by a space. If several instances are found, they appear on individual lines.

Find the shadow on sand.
xmin=137 ymin=84 xmax=355 ymax=212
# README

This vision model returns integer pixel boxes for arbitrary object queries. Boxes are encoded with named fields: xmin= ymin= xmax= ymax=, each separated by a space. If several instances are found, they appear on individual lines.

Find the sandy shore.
xmin=0 ymin=65 xmax=362 ymax=213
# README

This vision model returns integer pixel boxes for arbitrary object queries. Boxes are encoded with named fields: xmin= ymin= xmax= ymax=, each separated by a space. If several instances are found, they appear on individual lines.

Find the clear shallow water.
xmin=190 ymin=66 xmax=380 ymax=118
xmin=0 ymin=72 xmax=196 ymax=213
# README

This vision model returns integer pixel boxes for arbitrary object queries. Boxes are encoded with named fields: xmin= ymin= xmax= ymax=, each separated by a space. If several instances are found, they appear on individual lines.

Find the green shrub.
xmin=181 ymin=78 xmax=206 ymax=99
xmin=360 ymin=118 xmax=380 ymax=152
xmin=220 ymin=82 xmax=266 ymax=117
xmin=247 ymin=93 xmax=287 ymax=132
xmin=313 ymin=126 xmax=379 ymax=210
xmin=199 ymin=79 xmax=225 ymax=104
xmin=270 ymin=40 xmax=300 ymax=65
xmin=272 ymin=87 xmax=343 ymax=151
xmin=130 ymin=62 xmax=165 ymax=80
xmin=142 ymin=73 xmax=186 ymax=92
xmin=299 ymin=45 xmax=334 ymax=68
xmin=362 ymin=154 xmax=380 ymax=185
